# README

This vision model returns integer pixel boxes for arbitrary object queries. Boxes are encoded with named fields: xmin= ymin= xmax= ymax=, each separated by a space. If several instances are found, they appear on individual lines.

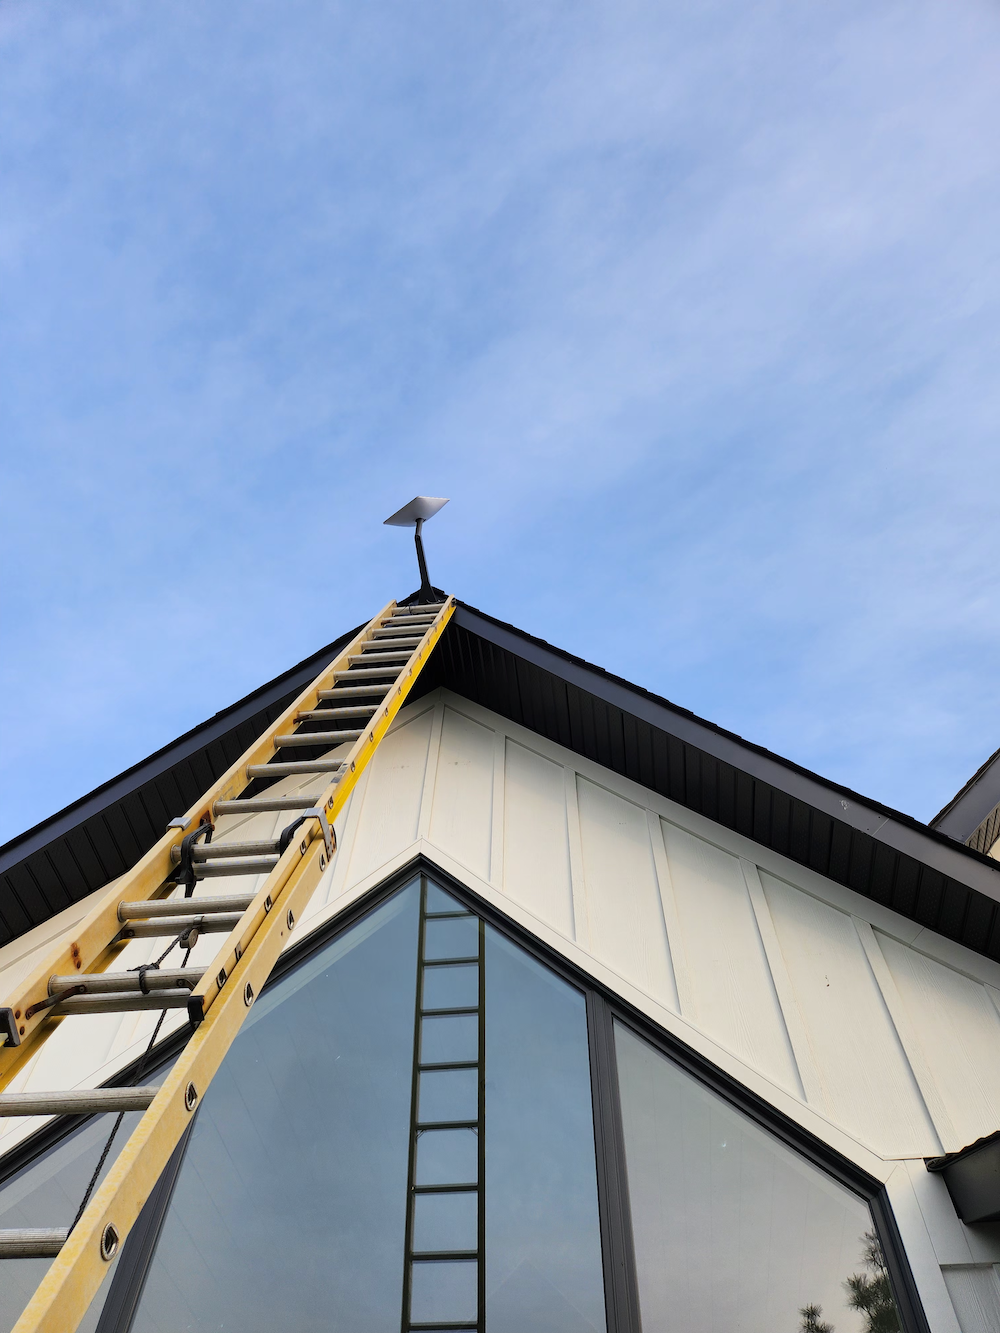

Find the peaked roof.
xmin=3 ymin=600 xmax=1000 ymax=962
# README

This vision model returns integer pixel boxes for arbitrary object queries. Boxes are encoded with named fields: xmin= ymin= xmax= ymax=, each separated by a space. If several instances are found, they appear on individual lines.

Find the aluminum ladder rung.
xmin=171 ymin=843 xmax=280 ymax=862
xmin=119 ymin=893 xmax=256 ymax=919
xmin=0 ymin=1087 xmax=159 ymax=1116
xmin=350 ymin=650 xmax=410 ymax=664
xmin=0 ymin=1230 xmax=69 ymax=1259
xmin=213 ymin=795 xmax=322 ymax=814
xmin=274 ymin=730 xmax=362 ymax=748
xmin=119 ymin=913 xmax=244 ymax=939
xmin=191 ymin=856 xmax=278 ymax=879
xmin=294 ymin=707 xmax=376 ymax=721
xmin=49 ymin=968 xmax=203 ymax=995
xmin=333 ymin=667 xmax=401 ymax=681
xmin=51 ymin=990 xmax=194 ymax=1016
xmin=246 ymin=760 xmax=345 ymax=778
xmin=316 ymin=685 xmax=390 ymax=700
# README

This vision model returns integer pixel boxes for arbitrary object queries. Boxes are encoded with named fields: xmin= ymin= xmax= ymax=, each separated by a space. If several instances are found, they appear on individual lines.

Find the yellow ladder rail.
xmin=1 ymin=596 xmax=455 ymax=1333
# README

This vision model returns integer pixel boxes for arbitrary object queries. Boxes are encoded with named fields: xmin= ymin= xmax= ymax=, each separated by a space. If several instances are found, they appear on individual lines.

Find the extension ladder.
xmin=0 ymin=595 xmax=455 ymax=1333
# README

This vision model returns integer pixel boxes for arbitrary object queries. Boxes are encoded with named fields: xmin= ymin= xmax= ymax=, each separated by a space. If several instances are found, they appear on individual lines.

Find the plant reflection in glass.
xmin=799 ymin=1232 xmax=901 ymax=1333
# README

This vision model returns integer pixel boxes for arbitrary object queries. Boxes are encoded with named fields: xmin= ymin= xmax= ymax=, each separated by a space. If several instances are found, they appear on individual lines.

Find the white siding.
xmin=5 ymin=687 xmax=1000 ymax=1200
xmin=501 ymin=739 xmax=574 ymax=939
xmin=661 ymin=825 xmax=798 ymax=1091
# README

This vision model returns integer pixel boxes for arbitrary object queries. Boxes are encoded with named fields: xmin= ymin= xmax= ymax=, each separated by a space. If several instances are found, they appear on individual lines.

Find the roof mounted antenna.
xmin=384 ymin=496 xmax=450 ymax=603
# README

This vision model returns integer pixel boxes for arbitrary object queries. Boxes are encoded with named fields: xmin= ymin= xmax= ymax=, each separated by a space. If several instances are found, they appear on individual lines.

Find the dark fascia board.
xmin=449 ymin=603 xmax=1000 ymax=912
xmin=929 ymin=744 xmax=1000 ymax=849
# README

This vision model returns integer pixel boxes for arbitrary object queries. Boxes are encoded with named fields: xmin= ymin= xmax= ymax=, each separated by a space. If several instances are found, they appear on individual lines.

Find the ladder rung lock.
xmin=274 ymin=730 xmax=361 ymax=748
xmin=247 ymin=761 xmax=344 ymax=778
xmin=52 ymin=990 xmax=195 ymax=1016
xmin=121 ymin=913 xmax=244 ymax=939
xmin=119 ymin=894 xmax=256 ymax=921
xmin=0 ymin=1087 xmax=159 ymax=1117
xmin=50 ymin=968 xmax=203 ymax=995
xmin=213 ymin=795 xmax=322 ymax=814
xmin=0 ymin=1229 xmax=69 ymax=1259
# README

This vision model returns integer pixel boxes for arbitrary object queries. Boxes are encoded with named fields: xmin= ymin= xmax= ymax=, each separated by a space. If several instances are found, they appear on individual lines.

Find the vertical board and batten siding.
xmin=6 ymin=688 xmax=1000 ymax=1333
xmin=6 ymin=689 xmax=1000 ymax=1167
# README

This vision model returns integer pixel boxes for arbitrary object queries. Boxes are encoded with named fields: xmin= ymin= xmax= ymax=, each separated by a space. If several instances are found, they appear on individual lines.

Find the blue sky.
xmin=2 ymin=0 xmax=999 ymax=845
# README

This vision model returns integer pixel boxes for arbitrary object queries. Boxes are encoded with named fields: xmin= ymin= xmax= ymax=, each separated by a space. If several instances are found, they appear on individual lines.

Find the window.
xmin=0 ymin=867 xmax=917 ymax=1333
xmin=614 ymin=1022 xmax=902 ymax=1333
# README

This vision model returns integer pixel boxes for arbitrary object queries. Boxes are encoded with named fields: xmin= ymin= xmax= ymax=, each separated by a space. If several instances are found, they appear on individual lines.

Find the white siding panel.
xmin=761 ymin=873 xmax=938 ymax=1154
xmin=344 ymin=709 xmax=433 ymax=885
xmin=878 ymin=933 xmax=1000 ymax=1148
xmin=661 ymin=824 xmax=799 ymax=1092
xmin=428 ymin=707 xmax=495 ymax=881
xmin=576 ymin=779 xmax=675 ymax=1009
xmin=502 ymin=740 xmax=574 ymax=939
xmin=943 ymin=1267 xmax=1000 ymax=1333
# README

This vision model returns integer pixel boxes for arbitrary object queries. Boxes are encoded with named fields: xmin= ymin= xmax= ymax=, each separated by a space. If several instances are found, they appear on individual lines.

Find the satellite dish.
xmin=384 ymin=497 xmax=450 ymax=602
xmin=383 ymin=496 xmax=449 ymax=527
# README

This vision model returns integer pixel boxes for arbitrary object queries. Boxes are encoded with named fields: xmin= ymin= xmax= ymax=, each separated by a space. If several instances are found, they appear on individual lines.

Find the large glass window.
xmin=0 ymin=873 xmax=915 ymax=1333
xmin=124 ymin=876 xmax=606 ymax=1333
xmin=614 ymin=1022 xmax=902 ymax=1333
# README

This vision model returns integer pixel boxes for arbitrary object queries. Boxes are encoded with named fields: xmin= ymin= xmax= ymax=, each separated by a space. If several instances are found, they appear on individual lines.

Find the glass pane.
xmin=422 ymin=963 xmax=479 ymax=1010
xmin=421 ymin=1014 xmax=478 ymax=1065
xmin=424 ymin=915 xmax=478 ymax=960
xmin=128 ymin=883 xmax=420 ymax=1333
xmin=416 ymin=1129 xmax=478 ymax=1185
xmin=410 ymin=1258 xmax=477 ymax=1323
xmin=419 ymin=1069 xmax=478 ymax=1124
xmin=0 ymin=1108 xmax=149 ymax=1333
xmin=485 ymin=928 xmax=607 ymax=1333
xmin=425 ymin=883 xmax=469 ymax=915
xmin=614 ymin=1022 xmax=902 ymax=1333
xmin=413 ymin=1191 xmax=478 ymax=1252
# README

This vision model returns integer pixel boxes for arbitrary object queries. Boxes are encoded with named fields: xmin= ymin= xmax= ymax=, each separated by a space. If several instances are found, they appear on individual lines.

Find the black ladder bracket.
xmin=0 ymin=1009 xmax=20 ymax=1049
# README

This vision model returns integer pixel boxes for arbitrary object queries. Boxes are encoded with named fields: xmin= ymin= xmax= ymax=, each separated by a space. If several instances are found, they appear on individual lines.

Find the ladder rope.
xmin=69 ymin=944 xmax=191 ymax=1233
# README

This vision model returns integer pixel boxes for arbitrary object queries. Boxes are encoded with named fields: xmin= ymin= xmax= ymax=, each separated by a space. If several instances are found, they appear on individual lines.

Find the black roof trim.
xmin=3 ymin=599 xmax=1000 ymax=963
xmin=410 ymin=602 xmax=1000 ymax=961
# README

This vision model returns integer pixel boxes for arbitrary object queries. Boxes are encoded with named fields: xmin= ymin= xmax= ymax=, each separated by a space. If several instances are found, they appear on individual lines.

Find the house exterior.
xmin=1 ymin=599 xmax=999 ymax=1333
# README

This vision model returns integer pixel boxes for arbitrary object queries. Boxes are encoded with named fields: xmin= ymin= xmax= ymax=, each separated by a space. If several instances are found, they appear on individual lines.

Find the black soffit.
xmin=2 ymin=602 xmax=1000 ymax=963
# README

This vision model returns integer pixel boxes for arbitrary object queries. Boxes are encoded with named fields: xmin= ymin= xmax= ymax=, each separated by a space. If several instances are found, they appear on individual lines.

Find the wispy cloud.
xmin=2 ymin=0 xmax=999 ymax=840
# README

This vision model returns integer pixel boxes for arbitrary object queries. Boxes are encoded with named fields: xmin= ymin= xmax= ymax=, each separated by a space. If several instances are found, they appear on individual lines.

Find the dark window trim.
xmin=1 ymin=853 xmax=931 ymax=1333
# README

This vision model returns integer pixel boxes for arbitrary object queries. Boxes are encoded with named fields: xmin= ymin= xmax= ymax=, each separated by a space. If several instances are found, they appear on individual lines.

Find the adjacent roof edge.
xmin=929 ymin=743 xmax=1000 ymax=850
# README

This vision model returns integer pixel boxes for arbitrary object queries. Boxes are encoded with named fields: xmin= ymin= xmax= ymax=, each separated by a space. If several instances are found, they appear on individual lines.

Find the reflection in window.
xmin=118 ymin=876 xmax=607 ymax=1333
xmin=129 ymin=883 xmax=422 ymax=1332
xmin=613 ymin=1022 xmax=903 ymax=1333
xmin=485 ymin=928 xmax=606 ymax=1333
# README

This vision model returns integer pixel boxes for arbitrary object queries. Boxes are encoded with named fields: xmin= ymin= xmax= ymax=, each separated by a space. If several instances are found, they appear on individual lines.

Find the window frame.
xmin=0 ymin=854 xmax=931 ymax=1333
